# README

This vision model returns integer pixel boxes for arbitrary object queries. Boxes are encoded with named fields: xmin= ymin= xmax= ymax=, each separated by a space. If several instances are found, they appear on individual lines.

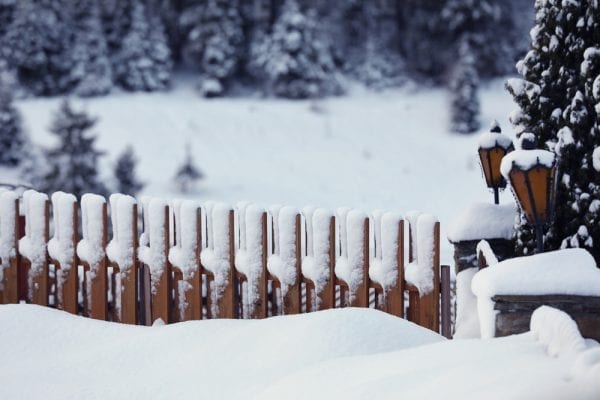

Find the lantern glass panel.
xmin=479 ymin=147 xmax=508 ymax=189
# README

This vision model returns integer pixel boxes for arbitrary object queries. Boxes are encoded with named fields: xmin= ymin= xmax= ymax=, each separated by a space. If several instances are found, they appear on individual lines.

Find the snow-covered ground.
xmin=0 ymin=304 xmax=598 ymax=399
xmin=14 ymin=77 xmax=517 ymax=263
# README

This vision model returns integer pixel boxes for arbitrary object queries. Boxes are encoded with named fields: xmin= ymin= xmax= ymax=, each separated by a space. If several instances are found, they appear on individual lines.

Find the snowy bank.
xmin=0 ymin=304 xmax=598 ymax=399
xmin=0 ymin=305 xmax=441 ymax=399
xmin=472 ymin=249 xmax=600 ymax=338
xmin=258 ymin=306 xmax=600 ymax=400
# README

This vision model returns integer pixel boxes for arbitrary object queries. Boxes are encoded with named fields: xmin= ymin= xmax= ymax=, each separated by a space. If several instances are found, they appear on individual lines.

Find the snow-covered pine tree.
xmin=340 ymin=0 xmax=405 ymax=89
xmin=99 ymin=0 xmax=133 ymax=57
xmin=507 ymin=0 xmax=600 ymax=262
xmin=113 ymin=0 xmax=172 ymax=92
xmin=2 ymin=0 xmax=77 ymax=95
xmin=70 ymin=0 xmax=113 ymax=97
xmin=174 ymin=147 xmax=203 ymax=194
xmin=449 ymin=37 xmax=480 ymax=134
xmin=179 ymin=0 xmax=244 ymax=97
xmin=41 ymin=100 xmax=107 ymax=198
xmin=250 ymin=0 xmax=342 ymax=99
xmin=0 ymin=0 xmax=16 ymax=39
xmin=114 ymin=145 xmax=144 ymax=196
xmin=0 ymin=62 xmax=25 ymax=166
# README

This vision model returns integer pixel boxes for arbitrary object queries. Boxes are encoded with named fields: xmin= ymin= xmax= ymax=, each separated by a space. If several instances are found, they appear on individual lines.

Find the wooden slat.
xmin=418 ymin=221 xmax=440 ymax=332
xmin=2 ymin=197 xmax=20 ymax=304
xmin=180 ymin=207 xmax=202 ymax=321
xmin=151 ymin=205 xmax=171 ymax=324
xmin=350 ymin=217 xmax=369 ymax=308
xmin=440 ymin=264 xmax=452 ymax=338
xmin=384 ymin=219 xmax=404 ymax=317
xmin=314 ymin=216 xmax=335 ymax=310
xmin=282 ymin=213 xmax=301 ymax=314
xmin=251 ymin=211 xmax=268 ymax=319
xmin=57 ymin=200 xmax=78 ymax=314
xmin=119 ymin=202 xmax=139 ymax=324
xmin=88 ymin=202 xmax=108 ymax=320
xmin=30 ymin=199 xmax=50 ymax=307
xmin=216 ymin=210 xmax=237 ymax=318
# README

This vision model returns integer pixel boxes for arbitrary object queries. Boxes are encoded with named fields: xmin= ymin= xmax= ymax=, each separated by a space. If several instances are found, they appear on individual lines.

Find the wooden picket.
xmin=0 ymin=190 xmax=450 ymax=337
xmin=0 ymin=195 xmax=19 ymax=304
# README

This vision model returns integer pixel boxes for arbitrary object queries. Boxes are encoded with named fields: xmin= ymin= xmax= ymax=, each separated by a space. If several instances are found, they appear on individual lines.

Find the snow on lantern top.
xmin=500 ymin=149 xmax=556 ymax=180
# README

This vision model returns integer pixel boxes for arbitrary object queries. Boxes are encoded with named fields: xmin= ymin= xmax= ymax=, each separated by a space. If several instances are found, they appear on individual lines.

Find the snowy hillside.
xmin=15 ymin=77 xmax=518 ymax=263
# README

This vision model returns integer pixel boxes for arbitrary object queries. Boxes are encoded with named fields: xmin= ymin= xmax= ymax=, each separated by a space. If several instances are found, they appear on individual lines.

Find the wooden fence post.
xmin=350 ymin=217 xmax=370 ymax=308
xmin=254 ymin=211 xmax=268 ymax=318
xmin=417 ymin=220 xmax=440 ymax=332
xmin=1 ymin=192 xmax=20 ymax=304
xmin=107 ymin=195 xmax=138 ymax=324
xmin=152 ymin=203 xmax=171 ymax=324
xmin=384 ymin=219 xmax=404 ymax=317
xmin=317 ymin=216 xmax=336 ymax=310
xmin=18 ymin=191 xmax=50 ymax=306
xmin=78 ymin=194 xmax=108 ymax=320
xmin=440 ymin=264 xmax=452 ymax=338
xmin=48 ymin=192 xmax=78 ymax=314
xmin=169 ymin=201 xmax=202 ymax=322
xmin=282 ymin=213 xmax=301 ymax=315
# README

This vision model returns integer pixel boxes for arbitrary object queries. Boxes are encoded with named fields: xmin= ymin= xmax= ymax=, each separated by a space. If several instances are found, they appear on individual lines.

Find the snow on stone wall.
xmin=447 ymin=203 xmax=517 ymax=243
xmin=472 ymin=249 xmax=600 ymax=338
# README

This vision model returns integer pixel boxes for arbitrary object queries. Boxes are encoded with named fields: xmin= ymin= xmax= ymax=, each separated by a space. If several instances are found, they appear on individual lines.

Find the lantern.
xmin=501 ymin=149 xmax=557 ymax=253
xmin=478 ymin=122 xmax=514 ymax=204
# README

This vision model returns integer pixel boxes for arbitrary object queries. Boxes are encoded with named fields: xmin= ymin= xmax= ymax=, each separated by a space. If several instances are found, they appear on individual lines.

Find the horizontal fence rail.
xmin=0 ymin=190 xmax=452 ymax=336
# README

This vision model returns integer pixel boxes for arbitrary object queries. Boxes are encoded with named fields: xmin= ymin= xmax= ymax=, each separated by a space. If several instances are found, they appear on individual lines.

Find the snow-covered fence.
xmin=0 ymin=190 xmax=450 ymax=335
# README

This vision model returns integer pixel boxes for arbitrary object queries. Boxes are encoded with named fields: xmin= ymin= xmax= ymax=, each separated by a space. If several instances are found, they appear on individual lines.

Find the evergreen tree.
xmin=99 ymin=0 xmax=133 ymax=56
xmin=507 ymin=0 xmax=600 ymax=262
xmin=41 ymin=100 xmax=107 ymax=198
xmin=180 ymin=0 xmax=244 ymax=97
xmin=114 ymin=145 xmax=144 ymax=196
xmin=174 ymin=147 xmax=203 ymax=193
xmin=449 ymin=38 xmax=480 ymax=134
xmin=2 ymin=0 xmax=77 ymax=95
xmin=340 ymin=0 xmax=405 ymax=89
xmin=113 ymin=0 xmax=172 ymax=91
xmin=0 ymin=0 xmax=16 ymax=39
xmin=250 ymin=0 xmax=342 ymax=99
xmin=71 ymin=0 xmax=113 ymax=97
xmin=0 ymin=62 xmax=25 ymax=166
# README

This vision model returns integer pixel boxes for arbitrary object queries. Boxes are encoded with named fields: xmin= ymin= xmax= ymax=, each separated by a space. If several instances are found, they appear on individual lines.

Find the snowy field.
xmin=15 ymin=77 xmax=517 ymax=263
xmin=0 ymin=304 xmax=598 ymax=399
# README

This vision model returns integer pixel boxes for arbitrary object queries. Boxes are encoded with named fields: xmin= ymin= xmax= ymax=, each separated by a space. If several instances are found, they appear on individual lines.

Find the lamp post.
xmin=500 ymin=148 xmax=557 ymax=253
xmin=478 ymin=121 xmax=514 ymax=204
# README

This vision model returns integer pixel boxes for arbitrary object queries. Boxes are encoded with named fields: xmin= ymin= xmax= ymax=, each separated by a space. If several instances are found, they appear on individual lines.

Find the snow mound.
xmin=472 ymin=248 xmax=600 ymax=299
xmin=0 ymin=305 xmax=442 ymax=399
xmin=447 ymin=202 xmax=517 ymax=242
xmin=530 ymin=306 xmax=586 ymax=357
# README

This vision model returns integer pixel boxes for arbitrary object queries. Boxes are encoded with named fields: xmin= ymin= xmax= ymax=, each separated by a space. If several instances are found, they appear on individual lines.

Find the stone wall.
xmin=493 ymin=294 xmax=600 ymax=341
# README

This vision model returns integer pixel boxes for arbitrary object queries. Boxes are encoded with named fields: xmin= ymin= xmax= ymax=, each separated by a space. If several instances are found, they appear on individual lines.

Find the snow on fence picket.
xmin=0 ymin=190 xmax=449 ymax=335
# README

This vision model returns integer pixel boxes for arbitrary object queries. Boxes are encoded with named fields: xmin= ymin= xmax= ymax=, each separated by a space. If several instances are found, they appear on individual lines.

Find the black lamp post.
xmin=478 ymin=122 xmax=514 ymax=204
xmin=501 ymin=148 xmax=557 ymax=253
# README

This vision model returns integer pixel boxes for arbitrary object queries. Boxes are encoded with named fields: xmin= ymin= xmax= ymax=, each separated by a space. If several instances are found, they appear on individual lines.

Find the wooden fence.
xmin=0 ymin=190 xmax=452 ymax=337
